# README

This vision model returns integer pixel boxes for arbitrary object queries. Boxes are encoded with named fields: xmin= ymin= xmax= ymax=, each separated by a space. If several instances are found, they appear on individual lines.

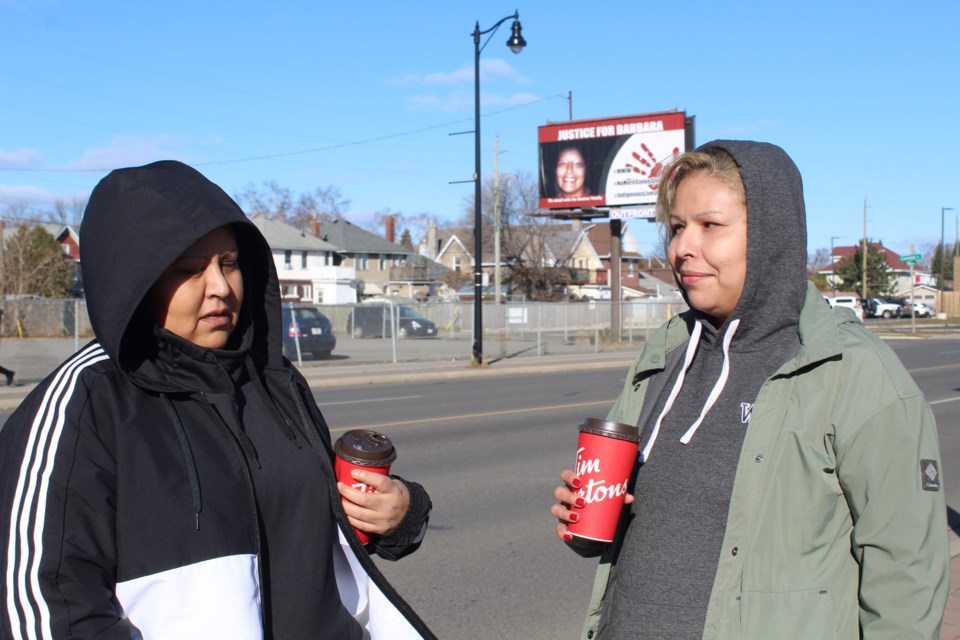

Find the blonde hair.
xmin=655 ymin=147 xmax=745 ymax=253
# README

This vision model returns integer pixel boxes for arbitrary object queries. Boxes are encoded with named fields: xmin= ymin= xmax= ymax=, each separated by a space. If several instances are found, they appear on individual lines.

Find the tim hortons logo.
xmin=576 ymin=447 xmax=628 ymax=504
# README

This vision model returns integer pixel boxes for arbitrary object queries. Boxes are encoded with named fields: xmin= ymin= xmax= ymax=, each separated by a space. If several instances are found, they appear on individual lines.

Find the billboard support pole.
xmin=471 ymin=11 xmax=526 ymax=366
xmin=610 ymin=219 xmax=622 ymax=341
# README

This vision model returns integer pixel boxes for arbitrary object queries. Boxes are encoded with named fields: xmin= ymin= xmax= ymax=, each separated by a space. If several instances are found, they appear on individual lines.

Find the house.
xmin=40 ymin=224 xmax=82 ymax=295
xmin=317 ymin=216 xmax=449 ymax=300
xmin=421 ymin=220 xmax=677 ymax=300
xmin=249 ymin=215 xmax=356 ymax=304
xmin=820 ymin=242 xmax=936 ymax=295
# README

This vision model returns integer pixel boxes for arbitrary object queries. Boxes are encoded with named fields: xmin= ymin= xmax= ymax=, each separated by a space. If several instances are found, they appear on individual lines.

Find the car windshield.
xmin=398 ymin=306 xmax=422 ymax=318
xmin=293 ymin=307 xmax=326 ymax=321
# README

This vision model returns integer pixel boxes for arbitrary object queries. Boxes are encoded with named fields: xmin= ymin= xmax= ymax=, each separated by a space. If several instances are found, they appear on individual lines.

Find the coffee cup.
xmin=566 ymin=418 xmax=640 ymax=555
xmin=334 ymin=429 xmax=398 ymax=545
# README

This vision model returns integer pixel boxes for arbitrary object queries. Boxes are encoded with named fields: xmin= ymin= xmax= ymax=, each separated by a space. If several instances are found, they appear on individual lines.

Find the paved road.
xmin=0 ymin=337 xmax=958 ymax=639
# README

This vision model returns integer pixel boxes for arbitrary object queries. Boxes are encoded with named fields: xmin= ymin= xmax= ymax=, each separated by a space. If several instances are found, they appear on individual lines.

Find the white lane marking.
xmin=318 ymin=395 xmax=423 ymax=407
xmin=930 ymin=396 xmax=960 ymax=406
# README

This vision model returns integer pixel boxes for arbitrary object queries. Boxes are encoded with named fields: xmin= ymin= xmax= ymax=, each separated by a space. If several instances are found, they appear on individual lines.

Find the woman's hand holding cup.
xmin=552 ymin=470 xmax=634 ymax=542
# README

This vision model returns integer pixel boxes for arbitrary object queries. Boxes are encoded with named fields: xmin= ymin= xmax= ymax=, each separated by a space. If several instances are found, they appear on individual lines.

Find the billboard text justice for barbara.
xmin=538 ymin=111 xmax=691 ymax=211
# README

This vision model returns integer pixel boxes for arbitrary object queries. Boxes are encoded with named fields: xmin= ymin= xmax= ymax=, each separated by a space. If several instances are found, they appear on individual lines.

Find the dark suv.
xmin=281 ymin=304 xmax=336 ymax=358
xmin=346 ymin=304 xmax=437 ymax=338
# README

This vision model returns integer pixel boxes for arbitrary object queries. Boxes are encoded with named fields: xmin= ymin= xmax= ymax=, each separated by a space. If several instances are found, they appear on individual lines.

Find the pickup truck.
xmin=865 ymin=298 xmax=902 ymax=319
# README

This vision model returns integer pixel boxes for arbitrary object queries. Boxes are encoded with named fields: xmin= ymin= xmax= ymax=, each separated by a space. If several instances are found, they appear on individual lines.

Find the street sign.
xmin=899 ymin=253 xmax=922 ymax=263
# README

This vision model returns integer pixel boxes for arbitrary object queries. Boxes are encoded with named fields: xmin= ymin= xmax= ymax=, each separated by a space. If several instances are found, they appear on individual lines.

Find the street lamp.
xmin=471 ymin=10 xmax=526 ymax=366
xmin=941 ymin=206 xmax=955 ymax=314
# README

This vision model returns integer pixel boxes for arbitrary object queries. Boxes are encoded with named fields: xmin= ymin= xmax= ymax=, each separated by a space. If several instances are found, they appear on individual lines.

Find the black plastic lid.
xmin=578 ymin=417 xmax=640 ymax=443
xmin=334 ymin=429 xmax=397 ymax=466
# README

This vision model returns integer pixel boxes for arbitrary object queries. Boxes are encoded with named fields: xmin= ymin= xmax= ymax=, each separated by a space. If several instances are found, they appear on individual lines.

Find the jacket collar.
xmin=632 ymin=282 xmax=847 ymax=386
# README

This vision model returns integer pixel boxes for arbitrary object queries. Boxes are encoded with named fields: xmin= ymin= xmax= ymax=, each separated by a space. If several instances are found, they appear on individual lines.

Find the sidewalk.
xmin=2 ymin=349 xmax=959 ymax=637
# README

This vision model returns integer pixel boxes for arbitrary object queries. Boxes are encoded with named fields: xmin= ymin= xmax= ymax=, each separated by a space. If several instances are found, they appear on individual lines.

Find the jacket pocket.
xmin=740 ymin=587 xmax=835 ymax=639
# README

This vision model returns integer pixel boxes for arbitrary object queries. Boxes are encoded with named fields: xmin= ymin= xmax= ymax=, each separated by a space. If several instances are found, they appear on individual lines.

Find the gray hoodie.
xmin=598 ymin=141 xmax=809 ymax=638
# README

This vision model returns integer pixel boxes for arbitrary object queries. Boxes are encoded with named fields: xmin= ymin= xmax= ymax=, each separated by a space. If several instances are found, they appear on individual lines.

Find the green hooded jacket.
xmin=582 ymin=283 xmax=949 ymax=639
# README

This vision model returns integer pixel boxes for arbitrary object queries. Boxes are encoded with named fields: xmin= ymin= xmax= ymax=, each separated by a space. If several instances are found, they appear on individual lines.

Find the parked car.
xmin=281 ymin=304 xmax=336 ymax=358
xmin=865 ymin=298 xmax=902 ymax=319
xmin=900 ymin=301 xmax=935 ymax=318
xmin=346 ymin=304 xmax=438 ymax=338
xmin=823 ymin=295 xmax=864 ymax=321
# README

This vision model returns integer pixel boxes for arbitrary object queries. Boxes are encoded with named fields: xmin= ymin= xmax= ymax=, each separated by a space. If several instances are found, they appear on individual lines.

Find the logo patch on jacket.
xmin=921 ymin=459 xmax=941 ymax=492
xmin=740 ymin=403 xmax=753 ymax=424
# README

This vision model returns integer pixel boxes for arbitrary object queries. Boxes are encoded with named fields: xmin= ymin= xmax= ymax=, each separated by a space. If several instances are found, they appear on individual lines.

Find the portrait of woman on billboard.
xmin=538 ymin=141 xmax=605 ymax=202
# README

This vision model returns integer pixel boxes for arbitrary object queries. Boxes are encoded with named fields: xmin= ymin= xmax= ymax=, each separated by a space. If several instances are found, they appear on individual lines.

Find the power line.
xmin=1 ymin=95 xmax=563 ymax=173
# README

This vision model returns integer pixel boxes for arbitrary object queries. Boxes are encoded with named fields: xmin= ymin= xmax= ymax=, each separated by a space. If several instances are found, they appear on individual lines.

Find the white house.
xmin=250 ymin=215 xmax=357 ymax=304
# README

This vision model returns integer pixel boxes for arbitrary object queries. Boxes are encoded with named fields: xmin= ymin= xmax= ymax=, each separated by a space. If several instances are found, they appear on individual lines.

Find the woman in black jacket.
xmin=0 ymin=160 xmax=434 ymax=640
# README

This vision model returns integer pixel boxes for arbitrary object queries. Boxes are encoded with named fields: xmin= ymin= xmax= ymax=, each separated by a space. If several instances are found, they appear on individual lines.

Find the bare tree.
xmin=293 ymin=186 xmax=351 ymax=229
xmin=233 ymin=181 xmax=295 ymax=221
xmin=3 ymin=225 xmax=73 ymax=298
xmin=51 ymin=197 xmax=88 ymax=226
xmin=461 ymin=170 xmax=570 ymax=300
xmin=370 ymin=209 xmax=440 ymax=246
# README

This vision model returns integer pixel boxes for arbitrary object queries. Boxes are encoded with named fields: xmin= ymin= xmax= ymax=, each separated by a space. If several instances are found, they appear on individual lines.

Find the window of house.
xmin=393 ymin=255 xmax=403 ymax=267
xmin=379 ymin=254 xmax=386 ymax=271
xmin=316 ymin=289 xmax=324 ymax=304
xmin=358 ymin=255 xmax=369 ymax=270
xmin=283 ymin=250 xmax=292 ymax=269
xmin=627 ymin=262 xmax=634 ymax=277
xmin=453 ymin=256 xmax=462 ymax=272
xmin=302 ymin=285 xmax=312 ymax=301
xmin=324 ymin=252 xmax=331 ymax=266
xmin=301 ymin=251 xmax=308 ymax=269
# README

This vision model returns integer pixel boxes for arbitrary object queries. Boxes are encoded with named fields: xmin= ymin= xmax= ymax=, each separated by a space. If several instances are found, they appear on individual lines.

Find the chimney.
xmin=426 ymin=223 xmax=438 ymax=260
xmin=309 ymin=219 xmax=321 ymax=238
xmin=385 ymin=215 xmax=396 ymax=243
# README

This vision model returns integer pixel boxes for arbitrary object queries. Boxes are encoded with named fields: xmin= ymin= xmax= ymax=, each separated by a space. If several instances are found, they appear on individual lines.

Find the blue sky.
xmin=1 ymin=0 xmax=958 ymax=261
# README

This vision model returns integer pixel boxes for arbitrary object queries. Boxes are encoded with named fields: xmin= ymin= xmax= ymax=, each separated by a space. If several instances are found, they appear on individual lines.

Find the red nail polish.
xmin=572 ymin=477 xmax=582 ymax=489
xmin=562 ymin=532 xmax=573 ymax=541
xmin=575 ymin=497 xmax=586 ymax=508
xmin=569 ymin=512 xmax=580 ymax=523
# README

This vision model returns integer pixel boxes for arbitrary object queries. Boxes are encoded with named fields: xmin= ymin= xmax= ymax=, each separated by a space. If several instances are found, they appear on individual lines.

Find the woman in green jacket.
xmin=552 ymin=140 xmax=949 ymax=639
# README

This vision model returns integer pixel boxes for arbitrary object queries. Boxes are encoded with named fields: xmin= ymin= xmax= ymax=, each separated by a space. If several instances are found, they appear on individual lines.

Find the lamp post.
xmin=471 ymin=11 xmax=525 ymax=366
xmin=941 ymin=206 xmax=955 ymax=314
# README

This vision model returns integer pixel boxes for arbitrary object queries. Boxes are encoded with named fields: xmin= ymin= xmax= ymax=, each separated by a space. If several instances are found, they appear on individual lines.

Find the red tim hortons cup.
xmin=334 ymin=429 xmax=398 ymax=545
xmin=566 ymin=418 xmax=641 ymax=555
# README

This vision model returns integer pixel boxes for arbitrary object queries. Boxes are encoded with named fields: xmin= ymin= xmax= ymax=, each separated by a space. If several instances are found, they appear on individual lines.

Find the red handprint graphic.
xmin=625 ymin=145 xmax=680 ymax=190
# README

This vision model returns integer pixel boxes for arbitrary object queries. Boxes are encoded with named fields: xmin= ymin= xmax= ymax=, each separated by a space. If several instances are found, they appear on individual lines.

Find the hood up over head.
xmin=80 ymin=160 xmax=283 ymax=381
xmin=681 ymin=140 xmax=808 ymax=348
xmin=642 ymin=140 xmax=808 ymax=458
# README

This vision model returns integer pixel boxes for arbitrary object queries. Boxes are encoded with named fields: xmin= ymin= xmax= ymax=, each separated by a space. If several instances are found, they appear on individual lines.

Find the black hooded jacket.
xmin=0 ymin=161 xmax=434 ymax=640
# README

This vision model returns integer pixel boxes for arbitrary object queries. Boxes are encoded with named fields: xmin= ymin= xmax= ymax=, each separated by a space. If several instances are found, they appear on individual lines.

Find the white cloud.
xmin=0 ymin=184 xmax=88 ymax=210
xmin=67 ymin=134 xmax=193 ymax=171
xmin=394 ymin=58 xmax=528 ymax=88
xmin=0 ymin=147 xmax=44 ymax=168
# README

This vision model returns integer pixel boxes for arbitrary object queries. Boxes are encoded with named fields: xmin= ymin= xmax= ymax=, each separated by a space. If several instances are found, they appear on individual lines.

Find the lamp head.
xmin=507 ymin=18 xmax=526 ymax=54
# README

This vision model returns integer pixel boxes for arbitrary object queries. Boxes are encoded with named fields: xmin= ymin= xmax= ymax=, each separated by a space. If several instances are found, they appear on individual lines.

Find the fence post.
xmin=74 ymin=299 xmax=80 ymax=352
xmin=537 ymin=303 xmax=542 ymax=357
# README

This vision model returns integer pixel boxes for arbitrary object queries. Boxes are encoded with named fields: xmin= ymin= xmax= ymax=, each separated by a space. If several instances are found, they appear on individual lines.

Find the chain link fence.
xmin=0 ymin=298 xmax=688 ymax=382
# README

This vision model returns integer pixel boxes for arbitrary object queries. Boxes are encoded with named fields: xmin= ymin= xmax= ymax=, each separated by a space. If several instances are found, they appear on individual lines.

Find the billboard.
xmin=538 ymin=111 xmax=690 ymax=211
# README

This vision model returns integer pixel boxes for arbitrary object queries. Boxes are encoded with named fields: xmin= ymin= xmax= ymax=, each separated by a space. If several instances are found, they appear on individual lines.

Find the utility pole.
xmin=493 ymin=137 xmax=501 ymax=306
xmin=910 ymin=242 xmax=916 ymax=335
xmin=862 ymin=198 xmax=867 ymax=301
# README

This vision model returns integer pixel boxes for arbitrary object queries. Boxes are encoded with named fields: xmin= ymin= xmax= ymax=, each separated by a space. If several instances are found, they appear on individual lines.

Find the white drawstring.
xmin=679 ymin=319 xmax=740 ymax=444
xmin=640 ymin=318 xmax=741 ymax=462
xmin=639 ymin=320 xmax=703 ymax=462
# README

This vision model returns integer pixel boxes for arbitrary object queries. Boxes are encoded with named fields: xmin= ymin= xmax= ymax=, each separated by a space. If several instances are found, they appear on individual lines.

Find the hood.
xmin=80 ymin=160 xmax=283 ymax=383
xmin=690 ymin=140 xmax=808 ymax=349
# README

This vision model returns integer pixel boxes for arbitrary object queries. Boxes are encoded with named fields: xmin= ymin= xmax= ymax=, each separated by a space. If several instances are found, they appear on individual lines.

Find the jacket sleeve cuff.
xmin=373 ymin=475 xmax=431 ymax=561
